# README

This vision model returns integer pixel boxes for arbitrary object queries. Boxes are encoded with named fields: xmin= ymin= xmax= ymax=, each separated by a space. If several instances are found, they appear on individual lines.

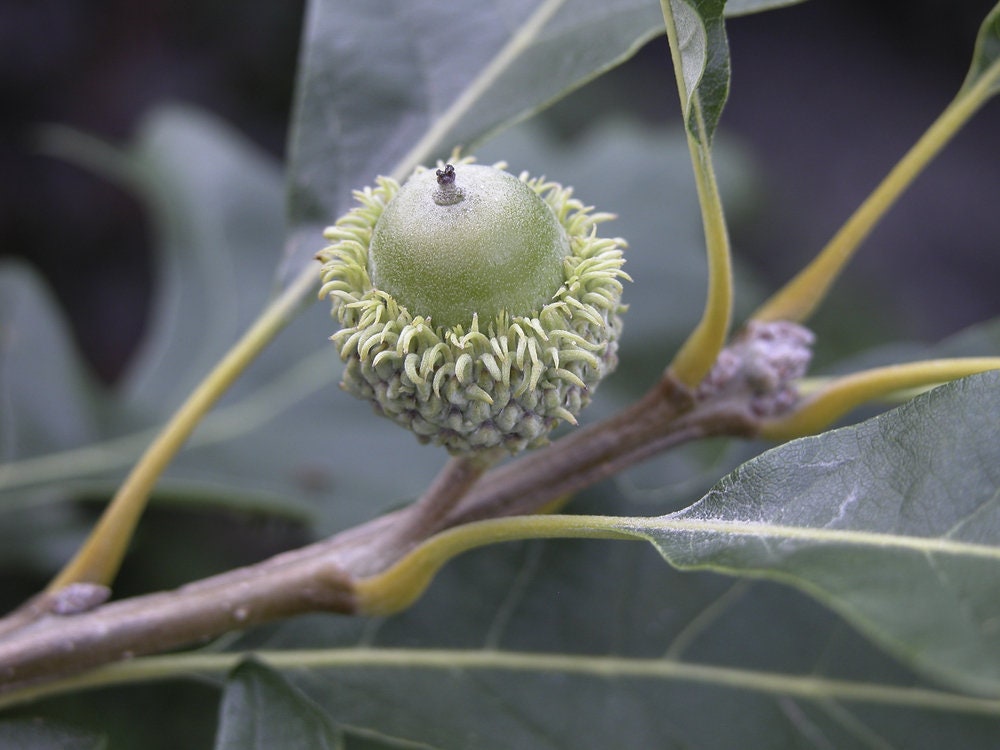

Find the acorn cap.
xmin=318 ymin=160 xmax=629 ymax=454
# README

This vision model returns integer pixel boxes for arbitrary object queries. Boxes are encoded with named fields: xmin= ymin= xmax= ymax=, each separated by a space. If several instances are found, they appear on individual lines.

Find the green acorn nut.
xmin=370 ymin=163 xmax=569 ymax=329
xmin=318 ymin=160 xmax=628 ymax=454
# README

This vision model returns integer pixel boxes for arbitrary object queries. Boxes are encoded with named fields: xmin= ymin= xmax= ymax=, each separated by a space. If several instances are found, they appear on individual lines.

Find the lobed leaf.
xmin=231 ymin=563 xmax=1000 ymax=750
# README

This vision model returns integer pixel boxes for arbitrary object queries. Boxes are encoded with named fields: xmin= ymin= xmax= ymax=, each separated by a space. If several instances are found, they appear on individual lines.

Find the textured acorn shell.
xmin=318 ymin=163 xmax=628 ymax=455
xmin=369 ymin=164 xmax=570 ymax=329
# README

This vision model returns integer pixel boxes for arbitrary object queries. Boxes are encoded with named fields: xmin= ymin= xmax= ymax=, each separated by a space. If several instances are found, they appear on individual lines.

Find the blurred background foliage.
xmin=3 ymin=0 xmax=998 ymax=384
xmin=2 ymin=0 xmax=999 ymax=747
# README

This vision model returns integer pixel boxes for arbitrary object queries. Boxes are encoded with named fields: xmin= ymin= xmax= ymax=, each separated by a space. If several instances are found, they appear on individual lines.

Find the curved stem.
xmin=660 ymin=0 xmax=734 ymax=388
xmin=47 ymin=267 xmax=320 ymax=593
xmin=0 ymin=348 xmax=335 ymax=504
xmin=356 ymin=514 xmax=634 ymax=615
xmin=752 ymin=65 xmax=1000 ymax=324
xmin=351 ymin=449 xmax=504 ymax=577
xmin=667 ymin=130 xmax=733 ymax=388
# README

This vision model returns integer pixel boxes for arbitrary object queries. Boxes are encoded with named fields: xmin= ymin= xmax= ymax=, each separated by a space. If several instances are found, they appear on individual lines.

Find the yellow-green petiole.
xmin=760 ymin=358 xmax=1000 ymax=441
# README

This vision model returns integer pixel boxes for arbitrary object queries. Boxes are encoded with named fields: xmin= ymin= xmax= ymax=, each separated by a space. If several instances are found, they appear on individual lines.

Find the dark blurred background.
xmin=2 ymin=4 xmax=998 ymax=745
xmin=2 ymin=0 xmax=998 ymax=384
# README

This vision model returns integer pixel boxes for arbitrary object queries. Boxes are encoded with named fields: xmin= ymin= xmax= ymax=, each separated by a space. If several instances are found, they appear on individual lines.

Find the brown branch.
xmin=0 ymin=373 xmax=760 ymax=697
xmin=447 ymin=376 xmax=701 ymax=524
xmin=0 ymin=544 xmax=356 ymax=691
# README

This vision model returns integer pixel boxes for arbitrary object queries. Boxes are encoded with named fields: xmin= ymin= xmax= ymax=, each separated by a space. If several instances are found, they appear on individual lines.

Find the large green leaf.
xmin=237 ymin=526 xmax=1000 ymax=750
xmin=638 ymin=371 xmax=1000 ymax=695
xmin=284 ymin=0 xmax=807 ymax=272
xmin=215 ymin=660 xmax=339 ymax=750
xmin=285 ymin=0 xmax=662 ymax=238
xmin=48 ymin=485 xmax=965 ymax=748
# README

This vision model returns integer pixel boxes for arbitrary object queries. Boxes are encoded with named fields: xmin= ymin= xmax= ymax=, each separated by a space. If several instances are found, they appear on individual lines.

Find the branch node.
xmin=49 ymin=583 xmax=112 ymax=616
xmin=696 ymin=320 xmax=815 ymax=418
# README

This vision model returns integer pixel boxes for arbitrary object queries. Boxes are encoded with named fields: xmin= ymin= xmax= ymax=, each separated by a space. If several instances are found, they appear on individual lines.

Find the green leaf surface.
xmin=0 ymin=263 xmax=107 ymax=461
xmin=286 ymin=0 xmax=662 ymax=241
xmin=216 ymin=659 xmax=339 ymax=750
xmin=961 ymin=2 xmax=1000 ymax=96
xmin=639 ymin=371 xmax=1000 ymax=695
xmin=667 ymin=0 xmax=729 ymax=144
xmin=0 ymin=719 xmax=105 ymax=750
xmin=43 ymin=522 xmax=998 ymax=748
xmin=244 ymin=530 xmax=1000 ymax=750
xmin=284 ymin=0 xmax=798 ymax=273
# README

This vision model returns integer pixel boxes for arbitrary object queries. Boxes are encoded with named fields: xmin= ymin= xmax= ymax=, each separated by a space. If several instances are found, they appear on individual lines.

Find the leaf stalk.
xmin=660 ymin=0 xmax=735 ymax=388
xmin=46 ymin=266 xmax=320 ymax=593
xmin=753 ymin=59 xmax=1000 ymax=324
xmin=760 ymin=357 xmax=1000 ymax=440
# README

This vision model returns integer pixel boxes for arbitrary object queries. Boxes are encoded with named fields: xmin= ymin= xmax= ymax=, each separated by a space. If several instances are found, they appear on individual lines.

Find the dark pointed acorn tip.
xmin=436 ymin=164 xmax=456 ymax=185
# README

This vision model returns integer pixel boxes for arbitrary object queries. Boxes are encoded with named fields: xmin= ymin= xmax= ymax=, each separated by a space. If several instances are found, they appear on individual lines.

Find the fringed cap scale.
xmin=318 ymin=159 xmax=629 ymax=454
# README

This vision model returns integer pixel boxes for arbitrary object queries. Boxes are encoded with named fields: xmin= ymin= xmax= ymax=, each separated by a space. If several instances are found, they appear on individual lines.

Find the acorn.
xmin=317 ymin=160 xmax=628 ymax=454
